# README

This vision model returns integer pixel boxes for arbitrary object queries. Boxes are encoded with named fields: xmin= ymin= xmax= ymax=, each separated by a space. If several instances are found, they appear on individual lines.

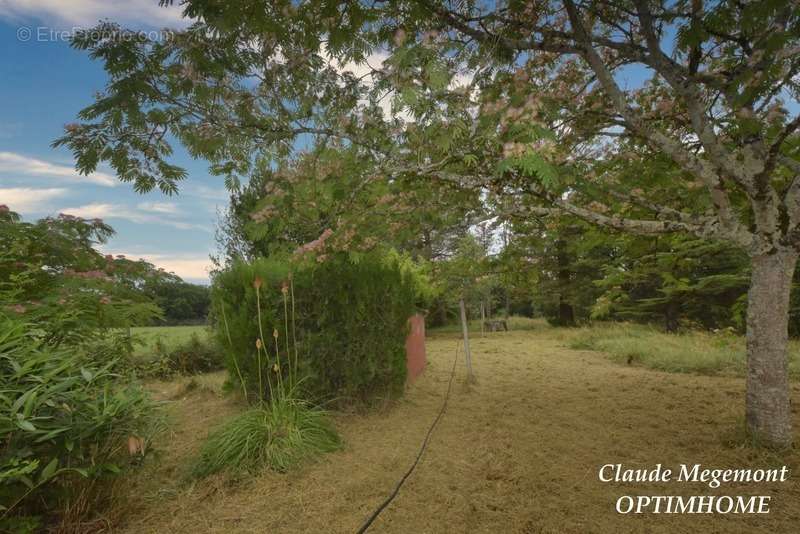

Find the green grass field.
xmin=131 ymin=325 xmax=210 ymax=355
xmin=563 ymin=321 xmax=800 ymax=378
xmin=427 ymin=315 xmax=542 ymax=334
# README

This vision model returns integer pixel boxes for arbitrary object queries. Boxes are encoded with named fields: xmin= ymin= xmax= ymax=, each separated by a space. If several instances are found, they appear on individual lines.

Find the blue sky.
xmin=0 ymin=1 xmax=223 ymax=283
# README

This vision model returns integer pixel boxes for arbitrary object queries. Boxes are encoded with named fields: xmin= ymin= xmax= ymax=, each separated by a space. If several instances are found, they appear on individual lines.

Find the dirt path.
xmin=118 ymin=328 xmax=800 ymax=533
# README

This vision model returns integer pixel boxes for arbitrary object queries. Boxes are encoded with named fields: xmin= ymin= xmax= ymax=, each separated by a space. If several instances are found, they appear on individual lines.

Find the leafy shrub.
xmin=212 ymin=251 xmax=424 ymax=405
xmin=193 ymin=389 xmax=340 ymax=477
xmin=133 ymin=333 xmax=225 ymax=378
xmin=0 ymin=316 xmax=160 ymax=531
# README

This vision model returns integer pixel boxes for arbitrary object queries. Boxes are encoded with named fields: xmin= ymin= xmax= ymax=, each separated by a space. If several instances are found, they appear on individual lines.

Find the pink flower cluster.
xmin=293 ymin=228 xmax=333 ymax=257
xmin=64 ymin=269 xmax=112 ymax=281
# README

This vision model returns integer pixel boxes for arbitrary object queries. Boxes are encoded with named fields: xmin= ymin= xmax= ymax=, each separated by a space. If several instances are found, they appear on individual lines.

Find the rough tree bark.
xmin=556 ymin=237 xmax=576 ymax=327
xmin=664 ymin=301 xmax=679 ymax=334
xmin=745 ymin=249 xmax=798 ymax=447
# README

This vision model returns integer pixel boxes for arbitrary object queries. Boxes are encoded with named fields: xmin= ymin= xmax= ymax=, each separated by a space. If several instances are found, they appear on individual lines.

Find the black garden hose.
xmin=356 ymin=343 xmax=461 ymax=533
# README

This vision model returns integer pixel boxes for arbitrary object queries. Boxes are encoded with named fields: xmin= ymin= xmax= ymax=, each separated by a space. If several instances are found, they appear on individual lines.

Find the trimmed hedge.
xmin=211 ymin=252 xmax=424 ymax=404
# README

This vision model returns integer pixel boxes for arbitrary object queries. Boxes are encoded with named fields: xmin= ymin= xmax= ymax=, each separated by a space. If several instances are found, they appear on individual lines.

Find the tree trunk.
xmin=556 ymin=237 xmax=576 ymax=327
xmin=558 ymin=298 xmax=575 ymax=327
xmin=664 ymin=300 xmax=679 ymax=333
xmin=746 ymin=249 xmax=798 ymax=448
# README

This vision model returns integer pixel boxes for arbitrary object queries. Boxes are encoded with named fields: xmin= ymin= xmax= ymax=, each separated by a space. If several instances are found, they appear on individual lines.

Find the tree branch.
xmin=562 ymin=0 xmax=746 ymax=239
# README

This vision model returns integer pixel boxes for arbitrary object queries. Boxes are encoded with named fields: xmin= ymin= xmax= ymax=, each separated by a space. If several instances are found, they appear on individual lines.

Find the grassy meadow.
xmin=434 ymin=317 xmax=800 ymax=378
xmin=562 ymin=322 xmax=800 ymax=378
xmin=110 ymin=323 xmax=800 ymax=533
xmin=131 ymin=325 xmax=210 ymax=353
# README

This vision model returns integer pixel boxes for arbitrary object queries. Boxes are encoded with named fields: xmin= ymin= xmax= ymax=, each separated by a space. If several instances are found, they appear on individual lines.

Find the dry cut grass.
xmin=110 ymin=327 xmax=800 ymax=533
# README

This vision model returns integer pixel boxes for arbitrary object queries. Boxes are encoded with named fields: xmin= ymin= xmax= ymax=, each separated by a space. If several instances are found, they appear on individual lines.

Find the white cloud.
xmin=0 ymin=0 xmax=186 ymax=28
xmin=325 ymin=45 xmax=477 ymax=122
xmin=99 ymin=249 xmax=212 ymax=282
xmin=184 ymin=184 xmax=229 ymax=201
xmin=137 ymin=201 xmax=182 ymax=215
xmin=60 ymin=202 xmax=210 ymax=231
xmin=0 ymin=152 xmax=117 ymax=187
xmin=0 ymin=186 xmax=68 ymax=213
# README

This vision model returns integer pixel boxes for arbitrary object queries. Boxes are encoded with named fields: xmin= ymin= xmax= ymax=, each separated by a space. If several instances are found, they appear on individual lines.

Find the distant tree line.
xmin=0 ymin=206 xmax=209 ymax=327
xmin=144 ymin=279 xmax=210 ymax=325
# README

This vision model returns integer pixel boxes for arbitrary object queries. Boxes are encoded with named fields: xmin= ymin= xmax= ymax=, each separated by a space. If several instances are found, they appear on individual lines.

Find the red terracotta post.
xmin=405 ymin=314 xmax=426 ymax=382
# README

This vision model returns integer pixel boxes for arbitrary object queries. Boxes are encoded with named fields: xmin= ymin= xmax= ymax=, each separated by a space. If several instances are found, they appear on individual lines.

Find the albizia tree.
xmin=56 ymin=0 xmax=800 ymax=446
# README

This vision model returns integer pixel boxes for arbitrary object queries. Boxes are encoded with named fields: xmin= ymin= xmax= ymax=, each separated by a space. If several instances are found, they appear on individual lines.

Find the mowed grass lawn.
xmin=112 ymin=323 xmax=800 ymax=534
xmin=131 ymin=325 xmax=211 ymax=355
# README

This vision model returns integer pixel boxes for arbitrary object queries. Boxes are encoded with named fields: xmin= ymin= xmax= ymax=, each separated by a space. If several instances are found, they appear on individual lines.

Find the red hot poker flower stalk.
xmin=254 ymin=282 xmax=267 ymax=401
xmin=282 ymin=284 xmax=291 ymax=385
xmin=273 ymin=328 xmax=283 ymax=392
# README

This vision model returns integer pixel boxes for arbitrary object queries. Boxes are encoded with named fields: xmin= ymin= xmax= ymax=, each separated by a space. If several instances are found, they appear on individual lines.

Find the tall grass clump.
xmin=195 ymin=267 xmax=341 ymax=477
xmin=193 ymin=386 xmax=340 ymax=476
xmin=567 ymin=322 xmax=800 ymax=377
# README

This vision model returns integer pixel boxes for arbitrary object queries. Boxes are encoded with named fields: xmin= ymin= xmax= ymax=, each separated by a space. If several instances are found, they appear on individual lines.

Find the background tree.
xmin=506 ymin=217 xmax=619 ymax=326
xmin=593 ymin=236 xmax=750 ymax=332
xmin=214 ymin=145 xmax=484 ymax=265
xmin=0 ymin=206 xmax=162 ymax=344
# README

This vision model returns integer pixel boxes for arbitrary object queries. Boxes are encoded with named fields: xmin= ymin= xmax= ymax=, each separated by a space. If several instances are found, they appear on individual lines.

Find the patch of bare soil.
xmin=113 ymin=329 xmax=800 ymax=533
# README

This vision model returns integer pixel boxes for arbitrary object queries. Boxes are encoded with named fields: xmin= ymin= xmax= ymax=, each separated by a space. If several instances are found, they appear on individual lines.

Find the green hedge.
xmin=211 ymin=251 xmax=425 ymax=405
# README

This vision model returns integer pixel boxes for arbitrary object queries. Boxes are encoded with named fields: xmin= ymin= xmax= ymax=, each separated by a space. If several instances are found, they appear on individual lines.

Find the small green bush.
xmin=212 ymin=251 xmax=424 ymax=404
xmin=133 ymin=333 xmax=225 ymax=378
xmin=193 ymin=390 xmax=340 ymax=477
xmin=0 ymin=316 xmax=160 ymax=531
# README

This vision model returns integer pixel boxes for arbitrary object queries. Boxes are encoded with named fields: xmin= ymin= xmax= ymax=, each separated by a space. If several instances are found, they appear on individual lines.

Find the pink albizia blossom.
xmin=70 ymin=270 xmax=109 ymax=280
xmin=293 ymin=228 xmax=333 ymax=257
